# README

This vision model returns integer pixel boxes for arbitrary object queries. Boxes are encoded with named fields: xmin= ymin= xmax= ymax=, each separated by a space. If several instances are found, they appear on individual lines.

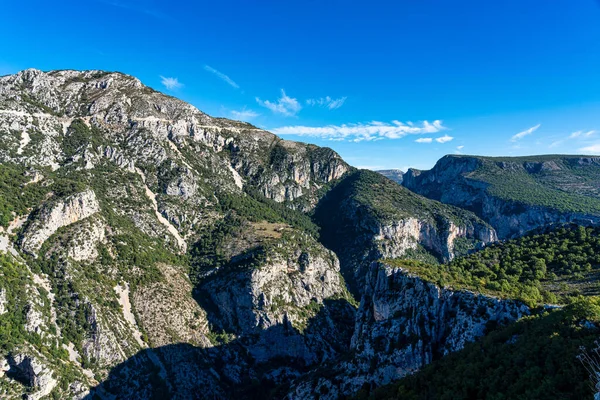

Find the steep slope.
xmin=403 ymin=154 xmax=600 ymax=238
xmin=289 ymin=224 xmax=600 ymax=399
xmin=313 ymin=169 xmax=496 ymax=295
xmin=288 ymin=261 xmax=529 ymax=399
xmin=366 ymin=298 xmax=600 ymax=400
xmin=0 ymin=69 xmax=354 ymax=399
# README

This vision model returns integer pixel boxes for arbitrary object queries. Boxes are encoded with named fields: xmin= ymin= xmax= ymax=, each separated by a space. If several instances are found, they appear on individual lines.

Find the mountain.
xmin=403 ymin=154 xmax=600 ymax=239
xmin=2 ymin=69 xmax=600 ymax=400
xmin=313 ymin=169 xmax=495 ymax=295
xmin=0 ymin=69 xmax=495 ymax=399
xmin=376 ymin=169 xmax=404 ymax=184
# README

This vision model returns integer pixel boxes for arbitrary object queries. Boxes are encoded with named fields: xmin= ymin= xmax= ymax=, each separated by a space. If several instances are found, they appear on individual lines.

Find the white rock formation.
xmin=20 ymin=189 xmax=100 ymax=255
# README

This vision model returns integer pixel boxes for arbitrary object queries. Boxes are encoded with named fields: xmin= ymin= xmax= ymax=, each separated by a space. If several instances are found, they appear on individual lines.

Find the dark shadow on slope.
xmin=84 ymin=298 xmax=356 ymax=400
xmin=357 ymin=299 xmax=600 ymax=400
xmin=312 ymin=170 xmax=382 ymax=297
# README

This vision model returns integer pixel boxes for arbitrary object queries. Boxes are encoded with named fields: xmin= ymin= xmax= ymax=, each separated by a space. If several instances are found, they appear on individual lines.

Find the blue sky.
xmin=2 ymin=0 xmax=600 ymax=170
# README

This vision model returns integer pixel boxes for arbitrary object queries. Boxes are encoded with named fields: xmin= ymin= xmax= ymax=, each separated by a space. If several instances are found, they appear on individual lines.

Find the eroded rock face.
xmin=200 ymin=247 xmax=344 ymax=335
xmin=81 ymin=303 xmax=129 ymax=367
xmin=289 ymin=262 xmax=529 ymax=399
xmin=196 ymin=234 xmax=356 ymax=368
xmin=0 ymin=289 xmax=6 ymax=315
xmin=8 ymin=353 xmax=57 ymax=400
xmin=20 ymin=190 xmax=101 ymax=255
xmin=132 ymin=264 xmax=211 ymax=348
xmin=376 ymin=217 xmax=497 ymax=262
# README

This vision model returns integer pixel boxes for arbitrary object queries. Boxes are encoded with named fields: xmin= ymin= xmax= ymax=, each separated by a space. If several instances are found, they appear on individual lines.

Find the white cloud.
xmin=457 ymin=145 xmax=464 ymax=150
xmin=306 ymin=96 xmax=347 ymax=110
xmin=511 ymin=124 xmax=541 ymax=142
xmin=414 ymin=134 xmax=453 ymax=144
xmin=160 ymin=76 xmax=183 ymax=90
xmin=231 ymin=109 xmax=259 ymax=121
xmin=272 ymin=120 xmax=446 ymax=142
xmin=204 ymin=65 xmax=239 ymax=89
xmin=579 ymin=144 xmax=600 ymax=154
xmin=256 ymin=90 xmax=302 ymax=116
xmin=435 ymin=135 xmax=454 ymax=143
xmin=548 ymin=130 xmax=595 ymax=149
xmin=569 ymin=130 xmax=596 ymax=139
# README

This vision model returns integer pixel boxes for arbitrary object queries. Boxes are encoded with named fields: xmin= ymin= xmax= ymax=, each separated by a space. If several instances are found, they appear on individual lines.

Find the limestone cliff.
xmin=289 ymin=262 xmax=529 ymax=399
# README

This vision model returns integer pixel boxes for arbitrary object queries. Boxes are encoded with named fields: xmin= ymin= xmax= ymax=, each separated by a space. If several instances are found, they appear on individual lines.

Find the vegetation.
xmin=217 ymin=187 xmax=320 ymax=237
xmin=0 ymin=164 xmax=49 ymax=227
xmin=463 ymin=155 xmax=600 ymax=214
xmin=360 ymin=297 xmax=600 ymax=400
xmin=314 ymin=169 xmax=486 ymax=228
xmin=0 ymin=254 xmax=32 ymax=353
xmin=386 ymin=224 xmax=600 ymax=306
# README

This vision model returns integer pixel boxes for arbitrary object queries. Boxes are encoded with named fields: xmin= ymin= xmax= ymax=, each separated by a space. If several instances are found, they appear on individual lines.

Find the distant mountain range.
xmin=376 ymin=168 xmax=404 ymax=184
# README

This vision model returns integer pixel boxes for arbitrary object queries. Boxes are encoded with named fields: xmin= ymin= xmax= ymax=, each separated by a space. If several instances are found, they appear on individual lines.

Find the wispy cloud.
xmin=569 ymin=130 xmax=596 ymax=139
xmin=231 ymin=108 xmax=259 ymax=121
xmin=511 ymin=124 xmax=541 ymax=142
xmin=272 ymin=120 xmax=446 ymax=142
xmin=549 ymin=130 xmax=596 ymax=149
xmin=457 ymin=145 xmax=464 ymax=150
xmin=579 ymin=144 xmax=600 ymax=154
xmin=414 ymin=134 xmax=453 ymax=144
xmin=204 ymin=65 xmax=239 ymax=89
xmin=436 ymin=134 xmax=454 ymax=143
xmin=256 ymin=90 xmax=302 ymax=117
xmin=160 ymin=76 xmax=183 ymax=90
xmin=306 ymin=96 xmax=347 ymax=110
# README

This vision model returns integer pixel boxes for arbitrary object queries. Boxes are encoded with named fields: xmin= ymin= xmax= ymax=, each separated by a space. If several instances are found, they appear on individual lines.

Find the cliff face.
xmin=403 ymin=155 xmax=600 ymax=239
xmin=289 ymin=262 xmax=529 ymax=399
xmin=314 ymin=170 xmax=496 ymax=295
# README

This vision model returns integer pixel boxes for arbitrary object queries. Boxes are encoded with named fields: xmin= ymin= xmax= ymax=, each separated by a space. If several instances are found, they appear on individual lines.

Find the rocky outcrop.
xmin=81 ymin=303 xmax=129 ymax=367
xmin=376 ymin=217 xmax=496 ymax=262
xmin=289 ymin=262 xmax=529 ymax=399
xmin=0 ymin=289 xmax=6 ymax=315
xmin=7 ymin=353 xmax=57 ymax=400
xmin=197 ymin=233 xmax=355 ymax=367
xmin=403 ymin=155 xmax=600 ymax=239
xmin=20 ymin=190 xmax=101 ymax=255
xmin=132 ymin=264 xmax=211 ymax=348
